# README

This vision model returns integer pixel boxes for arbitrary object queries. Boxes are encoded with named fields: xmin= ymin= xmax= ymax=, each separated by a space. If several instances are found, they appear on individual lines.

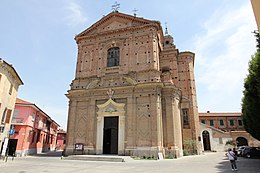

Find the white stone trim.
xmin=96 ymin=99 xmax=125 ymax=155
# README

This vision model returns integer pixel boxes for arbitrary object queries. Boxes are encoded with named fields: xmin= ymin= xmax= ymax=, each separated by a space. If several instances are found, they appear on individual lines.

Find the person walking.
xmin=226 ymin=148 xmax=238 ymax=171
xmin=233 ymin=148 xmax=238 ymax=156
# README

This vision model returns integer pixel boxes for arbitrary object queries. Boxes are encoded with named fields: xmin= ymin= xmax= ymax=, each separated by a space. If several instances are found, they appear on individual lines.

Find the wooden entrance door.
xmin=103 ymin=116 xmax=118 ymax=154
xmin=202 ymin=130 xmax=211 ymax=151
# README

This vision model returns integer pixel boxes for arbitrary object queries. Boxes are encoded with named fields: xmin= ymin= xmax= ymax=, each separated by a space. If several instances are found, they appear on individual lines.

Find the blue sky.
xmin=0 ymin=0 xmax=257 ymax=130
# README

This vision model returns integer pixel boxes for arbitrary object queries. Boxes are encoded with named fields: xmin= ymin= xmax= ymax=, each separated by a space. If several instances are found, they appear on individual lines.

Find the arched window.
xmin=107 ymin=47 xmax=120 ymax=67
xmin=182 ymin=109 xmax=189 ymax=126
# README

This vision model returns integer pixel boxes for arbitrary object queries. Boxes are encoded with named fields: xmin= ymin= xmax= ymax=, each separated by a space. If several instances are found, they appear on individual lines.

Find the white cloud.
xmin=192 ymin=2 xmax=257 ymax=112
xmin=65 ymin=1 xmax=87 ymax=26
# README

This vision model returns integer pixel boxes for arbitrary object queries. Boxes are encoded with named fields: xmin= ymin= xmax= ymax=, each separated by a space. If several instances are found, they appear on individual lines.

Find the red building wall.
xmin=56 ymin=130 xmax=66 ymax=150
xmin=10 ymin=98 xmax=59 ymax=156
xmin=199 ymin=112 xmax=244 ymax=132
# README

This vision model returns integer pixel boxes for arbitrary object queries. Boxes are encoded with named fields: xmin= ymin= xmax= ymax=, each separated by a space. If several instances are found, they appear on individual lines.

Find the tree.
xmin=241 ymin=31 xmax=260 ymax=140
xmin=253 ymin=30 xmax=260 ymax=52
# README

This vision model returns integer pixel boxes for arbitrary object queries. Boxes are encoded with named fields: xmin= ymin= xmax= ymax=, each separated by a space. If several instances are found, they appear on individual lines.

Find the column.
xmin=96 ymin=116 xmax=103 ymax=154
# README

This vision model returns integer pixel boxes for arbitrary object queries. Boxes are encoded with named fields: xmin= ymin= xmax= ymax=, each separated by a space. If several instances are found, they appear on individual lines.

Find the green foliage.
xmin=183 ymin=149 xmax=189 ymax=156
xmin=183 ymin=139 xmax=197 ymax=155
xmin=132 ymin=155 xmax=157 ymax=160
xmin=225 ymin=140 xmax=237 ymax=147
xmin=253 ymin=30 xmax=260 ymax=52
xmin=241 ymin=31 xmax=260 ymax=140
xmin=165 ymin=154 xmax=174 ymax=159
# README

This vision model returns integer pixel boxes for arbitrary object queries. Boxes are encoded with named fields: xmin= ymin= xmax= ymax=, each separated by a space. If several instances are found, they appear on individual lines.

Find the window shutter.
xmin=5 ymin=109 xmax=12 ymax=123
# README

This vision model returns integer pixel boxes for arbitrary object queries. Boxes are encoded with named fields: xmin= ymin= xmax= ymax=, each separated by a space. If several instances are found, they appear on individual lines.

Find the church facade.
xmin=65 ymin=11 xmax=201 ymax=158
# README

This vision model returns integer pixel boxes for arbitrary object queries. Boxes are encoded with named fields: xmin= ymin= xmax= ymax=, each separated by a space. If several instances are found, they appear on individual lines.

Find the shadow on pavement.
xmin=32 ymin=150 xmax=63 ymax=157
xmin=216 ymin=156 xmax=260 ymax=173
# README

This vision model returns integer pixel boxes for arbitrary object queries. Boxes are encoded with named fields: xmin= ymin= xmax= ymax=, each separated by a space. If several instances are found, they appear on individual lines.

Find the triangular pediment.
xmin=76 ymin=11 xmax=161 ymax=38
xmin=102 ymin=21 xmax=127 ymax=32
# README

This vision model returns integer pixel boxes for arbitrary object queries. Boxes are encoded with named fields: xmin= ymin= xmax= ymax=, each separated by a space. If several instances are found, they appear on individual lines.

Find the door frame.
xmin=103 ymin=116 xmax=119 ymax=154
xmin=96 ymin=98 xmax=125 ymax=155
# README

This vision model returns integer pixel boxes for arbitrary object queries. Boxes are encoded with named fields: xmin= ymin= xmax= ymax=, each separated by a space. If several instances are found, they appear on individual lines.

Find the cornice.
xmin=178 ymin=51 xmax=195 ymax=66
xmin=76 ymin=11 xmax=161 ymax=39
xmin=75 ymin=23 xmax=160 ymax=44
xmin=0 ymin=59 xmax=23 ymax=86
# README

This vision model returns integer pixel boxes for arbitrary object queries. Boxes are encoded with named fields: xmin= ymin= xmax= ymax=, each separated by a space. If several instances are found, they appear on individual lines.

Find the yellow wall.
xmin=251 ymin=0 xmax=260 ymax=31
xmin=0 ymin=60 xmax=22 ymax=152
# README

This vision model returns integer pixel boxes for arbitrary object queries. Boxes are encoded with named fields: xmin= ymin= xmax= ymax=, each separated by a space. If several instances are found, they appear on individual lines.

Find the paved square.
xmin=0 ymin=152 xmax=260 ymax=173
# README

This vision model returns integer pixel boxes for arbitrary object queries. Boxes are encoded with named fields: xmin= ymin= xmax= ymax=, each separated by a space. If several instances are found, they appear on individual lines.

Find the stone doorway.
xmin=103 ymin=116 xmax=119 ymax=154
xmin=96 ymin=98 xmax=125 ymax=155
xmin=202 ymin=130 xmax=211 ymax=151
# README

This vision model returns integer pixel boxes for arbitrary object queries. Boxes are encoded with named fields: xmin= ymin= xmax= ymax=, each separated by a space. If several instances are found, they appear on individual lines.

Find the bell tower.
xmin=163 ymin=23 xmax=175 ymax=49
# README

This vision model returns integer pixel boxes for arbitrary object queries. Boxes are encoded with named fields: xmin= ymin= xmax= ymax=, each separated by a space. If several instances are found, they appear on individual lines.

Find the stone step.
xmin=62 ymin=155 xmax=126 ymax=162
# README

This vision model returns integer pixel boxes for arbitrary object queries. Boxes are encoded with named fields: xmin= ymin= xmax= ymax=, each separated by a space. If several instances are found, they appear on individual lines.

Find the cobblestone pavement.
xmin=0 ymin=152 xmax=260 ymax=173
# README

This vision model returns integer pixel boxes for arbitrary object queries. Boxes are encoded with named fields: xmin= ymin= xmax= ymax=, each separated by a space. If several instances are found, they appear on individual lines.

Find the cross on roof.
xmin=165 ymin=22 xmax=169 ymax=35
xmin=133 ymin=8 xmax=138 ymax=17
xmin=112 ymin=1 xmax=120 ymax=11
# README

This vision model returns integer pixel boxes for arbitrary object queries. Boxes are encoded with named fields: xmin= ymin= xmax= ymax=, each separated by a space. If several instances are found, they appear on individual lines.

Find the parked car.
xmin=243 ymin=147 xmax=260 ymax=158
xmin=237 ymin=146 xmax=250 ymax=156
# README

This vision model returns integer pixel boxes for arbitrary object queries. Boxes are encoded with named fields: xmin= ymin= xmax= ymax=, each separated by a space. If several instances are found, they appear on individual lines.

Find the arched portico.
xmin=236 ymin=137 xmax=248 ymax=146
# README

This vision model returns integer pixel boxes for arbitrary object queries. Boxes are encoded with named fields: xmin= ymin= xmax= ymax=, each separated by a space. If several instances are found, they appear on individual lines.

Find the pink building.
xmin=9 ymin=98 xmax=60 ymax=156
xmin=56 ymin=129 xmax=66 ymax=151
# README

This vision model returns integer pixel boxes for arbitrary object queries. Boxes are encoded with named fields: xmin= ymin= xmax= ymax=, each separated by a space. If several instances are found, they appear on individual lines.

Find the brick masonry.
xmin=65 ymin=11 xmax=202 ymax=158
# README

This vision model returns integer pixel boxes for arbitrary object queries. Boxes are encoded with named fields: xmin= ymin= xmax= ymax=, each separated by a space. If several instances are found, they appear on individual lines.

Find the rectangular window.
xmin=32 ymin=131 xmax=35 ymax=143
xmin=5 ymin=109 xmax=12 ymax=123
xmin=107 ymin=47 xmax=120 ymax=67
xmin=0 ymin=125 xmax=4 ymax=133
xmin=219 ymin=138 xmax=223 ymax=144
xmin=37 ymin=131 xmax=41 ymax=142
xmin=201 ymin=119 xmax=206 ymax=124
xmin=182 ymin=109 xmax=189 ymax=126
xmin=35 ymin=115 xmax=39 ymax=123
xmin=219 ymin=119 xmax=224 ymax=126
xmin=9 ymin=84 xmax=13 ymax=95
xmin=210 ymin=120 xmax=214 ymax=126
xmin=12 ymin=109 xmax=19 ymax=119
xmin=238 ymin=120 xmax=243 ymax=126
xmin=31 ymin=113 xmax=35 ymax=122
xmin=1 ymin=108 xmax=7 ymax=124
xmin=230 ymin=120 xmax=234 ymax=126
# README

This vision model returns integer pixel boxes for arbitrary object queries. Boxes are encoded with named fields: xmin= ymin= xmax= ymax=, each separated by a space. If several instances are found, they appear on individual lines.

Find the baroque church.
xmin=65 ymin=11 xmax=201 ymax=158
